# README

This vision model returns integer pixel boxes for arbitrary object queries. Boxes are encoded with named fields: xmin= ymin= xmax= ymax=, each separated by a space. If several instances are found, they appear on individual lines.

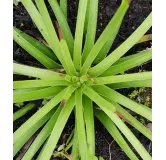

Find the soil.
xmin=13 ymin=0 xmax=152 ymax=159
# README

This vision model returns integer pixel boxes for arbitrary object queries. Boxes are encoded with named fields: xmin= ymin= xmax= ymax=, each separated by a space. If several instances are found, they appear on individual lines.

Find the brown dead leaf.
xmin=147 ymin=123 xmax=152 ymax=131
xmin=115 ymin=111 xmax=130 ymax=124
xmin=55 ymin=21 xmax=63 ymax=40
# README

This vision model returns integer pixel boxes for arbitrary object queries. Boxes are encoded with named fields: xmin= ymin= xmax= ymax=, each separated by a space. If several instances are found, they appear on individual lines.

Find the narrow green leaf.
xmin=13 ymin=108 xmax=55 ymax=156
xmin=13 ymin=87 xmax=46 ymax=94
xmin=83 ymin=95 xmax=95 ymax=158
xmin=66 ymin=129 xmax=74 ymax=146
xmin=81 ymin=0 xmax=130 ymax=75
xmin=82 ymin=0 xmax=98 ymax=63
xmin=107 ymin=79 xmax=152 ymax=89
xmin=60 ymin=40 xmax=78 ymax=76
xmin=75 ymin=89 xmax=89 ymax=160
xmin=13 ymin=63 xmax=70 ymax=80
xmin=48 ymin=0 xmax=74 ymax=53
xmin=73 ymin=0 xmax=88 ymax=71
xmin=36 ymin=86 xmax=76 ymax=159
xmin=92 ymin=85 xmax=152 ymax=121
xmin=13 ymin=86 xmax=65 ymax=103
xmin=60 ymin=0 xmax=67 ymax=18
xmin=13 ymin=103 xmax=35 ymax=121
xmin=13 ymin=27 xmax=57 ymax=61
xmin=95 ymin=108 xmax=139 ymax=160
xmin=83 ymin=85 xmax=151 ymax=159
xmin=21 ymin=0 xmax=54 ymax=49
xmin=110 ymin=101 xmax=152 ymax=140
xmin=101 ymin=110 xmax=151 ymax=160
xmin=13 ymin=27 xmax=60 ymax=69
xmin=22 ymin=106 xmax=62 ymax=160
xmin=88 ymin=12 xmax=152 ymax=77
xmin=13 ymin=79 xmax=70 ymax=89
xmin=37 ymin=94 xmax=75 ymax=160
xmin=88 ymin=72 xmax=152 ymax=85
xmin=34 ymin=0 xmax=61 ymax=50
xmin=94 ymin=0 xmax=130 ymax=64
xmin=84 ymin=0 xmax=90 ymax=33
xmin=65 ymin=138 xmax=74 ymax=152
xmin=82 ymin=85 xmax=116 ymax=112
xmin=22 ymin=0 xmax=65 ymax=65
xmin=101 ymin=50 xmax=152 ymax=76
xmin=71 ymin=128 xmax=79 ymax=160
xmin=13 ymin=88 xmax=67 ymax=144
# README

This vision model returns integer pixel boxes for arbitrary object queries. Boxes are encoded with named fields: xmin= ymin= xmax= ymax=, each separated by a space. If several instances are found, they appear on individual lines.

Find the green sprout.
xmin=13 ymin=0 xmax=152 ymax=160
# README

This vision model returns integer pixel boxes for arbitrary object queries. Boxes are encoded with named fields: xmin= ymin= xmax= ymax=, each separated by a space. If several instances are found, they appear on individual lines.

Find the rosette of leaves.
xmin=13 ymin=0 xmax=152 ymax=159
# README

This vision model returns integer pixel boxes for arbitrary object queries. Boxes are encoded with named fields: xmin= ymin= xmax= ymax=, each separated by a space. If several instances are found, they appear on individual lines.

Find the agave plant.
xmin=13 ymin=0 xmax=152 ymax=159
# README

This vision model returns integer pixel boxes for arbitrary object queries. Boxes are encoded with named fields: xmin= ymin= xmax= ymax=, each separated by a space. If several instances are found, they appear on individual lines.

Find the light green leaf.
xmin=37 ymin=94 xmax=75 ymax=160
xmin=75 ymin=89 xmax=89 ymax=160
xmin=95 ymin=108 xmax=139 ymax=160
xmin=92 ymin=85 xmax=152 ymax=121
xmin=73 ymin=0 xmax=88 ymax=70
xmin=88 ymin=13 xmax=152 ymax=77
xmin=13 ymin=103 xmax=35 ymax=121
xmin=22 ymin=106 xmax=62 ymax=160
xmin=13 ymin=88 xmax=67 ymax=144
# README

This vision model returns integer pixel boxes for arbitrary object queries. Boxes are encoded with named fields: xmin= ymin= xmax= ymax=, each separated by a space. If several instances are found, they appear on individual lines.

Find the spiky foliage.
xmin=13 ymin=0 xmax=152 ymax=159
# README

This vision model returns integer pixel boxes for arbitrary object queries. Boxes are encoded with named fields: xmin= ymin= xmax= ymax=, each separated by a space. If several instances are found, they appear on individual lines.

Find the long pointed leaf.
xmin=21 ymin=0 xmax=55 ymax=50
xmin=13 ymin=103 xmax=35 ymax=121
xmin=102 ymin=50 xmax=152 ymax=76
xmin=60 ymin=40 xmax=77 ymax=76
xmin=83 ymin=95 xmax=95 ymax=158
xmin=82 ymin=85 xmax=151 ymax=159
xmin=37 ymin=94 xmax=75 ymax=160
xmin=107 ymin=79 xmax=152 ymax=89
xmin=22 ymin=106 xmax=62 ymax=160
xmin=13 ymin=80 xmax=70 ymax=89
xmin=83 ymin=0 xmax=90 ymax=33
xmin=81 ymin=0 xmax=130 ymax=75
xmin=13 ymin=86 xmax=65 ymax=103
xmin=101 ymin=110 xmax=151 ymax=160
xmin=13 ymin=108 xmax=55 ymax=156
xmin=13 ymin=88 xmax=67 ymax=144
xmin=13 ymin=87 xmax=46 ymax=94
xmin=88 ymin=72 xmax=152 ymax=85
xmin=111 ymin=101 xmax=152 ymax=140
xmin=13 ymin=27 xmax=61 ymax=69
xmin=92 ymin=85 xmax=152 ymax=121
xmin=13 ymin=27 xmax=57 ymax=61
xmin=71 ymin=128 xmax=79 ymax=160
xmin=95 ymin=108 xmax=139 ymax=160
xmin=94 ymin=0 xmax=130 ymax=64
xmin=48 ymin=0 xmax=74 ymax=54
xmin=73 ymin=0 xmax=88 ymax=70
xmin=22 ymin=0 xmax=67 ymax=66
xmin=13 ymin=63 xmax=70 ymax=80
xmin=82 ymin=85 xmax=116 ymax=112
xmin=75 ymin=89 xmax=89 ymax=160
xmin=88 ymin=13 xmax=152 ymax=77
xmin=82 ymin=0 xmax=98 ymax=63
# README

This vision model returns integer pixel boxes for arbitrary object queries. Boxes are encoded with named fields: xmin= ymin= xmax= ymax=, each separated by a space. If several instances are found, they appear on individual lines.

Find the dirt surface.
xmin=13 ymin=0 xmax=152 ymax=159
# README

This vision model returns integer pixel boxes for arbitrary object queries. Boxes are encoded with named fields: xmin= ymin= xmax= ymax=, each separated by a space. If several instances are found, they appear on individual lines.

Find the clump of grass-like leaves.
xmin=13 ymin=0 xmax=152 ymax=159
